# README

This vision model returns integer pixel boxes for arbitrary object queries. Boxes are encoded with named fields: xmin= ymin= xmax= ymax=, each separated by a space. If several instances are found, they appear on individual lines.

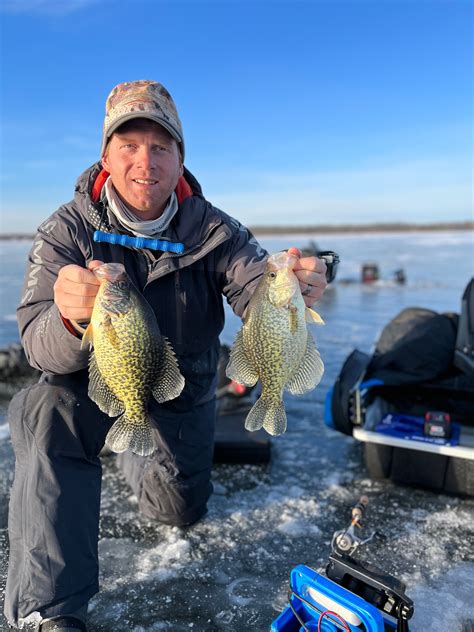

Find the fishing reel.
xmin=331 ymin=495 xmax=374 ymax=556
xmin=317 ymin=251 xmax=340 ymax=284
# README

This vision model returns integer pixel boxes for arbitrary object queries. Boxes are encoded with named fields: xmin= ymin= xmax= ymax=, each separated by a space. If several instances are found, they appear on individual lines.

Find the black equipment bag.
xmin=328 ymin=279 xmax=474 ymax=435
xmin=454 ymin=278 xmax=474 ymax=376
xmin=366 ymin=307 xmax=458 ymax=384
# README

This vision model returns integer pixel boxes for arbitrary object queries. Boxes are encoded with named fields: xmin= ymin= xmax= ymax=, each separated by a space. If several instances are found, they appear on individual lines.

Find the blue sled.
xmin=271 ymin=565 xmax=409 ymax=631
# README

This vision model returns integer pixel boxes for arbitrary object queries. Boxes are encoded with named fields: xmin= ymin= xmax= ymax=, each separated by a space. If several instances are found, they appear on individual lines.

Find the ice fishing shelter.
xmin=325 ymin=278 xmax=474 ymax=496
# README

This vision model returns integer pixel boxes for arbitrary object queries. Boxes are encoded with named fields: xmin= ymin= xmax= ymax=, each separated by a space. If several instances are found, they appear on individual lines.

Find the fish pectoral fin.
xmin=106 ymin=413 xmax=156 ymax=456
xmin=88 ymin=353 xmax=125 ymax=417
xmin=285 ymin=332 xmax=324 ymax=395
xmin=226 ymin=328 xmax=258 ymax=387
xmin=288 ymin=303 xmax=299 ymax=334
xmin=152 ymin=338 xmax=185 ymax=403
xmin=305 ymin=306 xmax=325 ymax=325
xmin=102 ymin=316 xmax=121 ymax=349
xmin=305 ymin=307 xmax=325 ymax=325
xmin=80 ymin=322 xmax=94 ymax=350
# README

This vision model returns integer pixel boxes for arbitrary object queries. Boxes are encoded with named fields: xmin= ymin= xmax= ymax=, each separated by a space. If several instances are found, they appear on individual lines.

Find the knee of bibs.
xmin=117 ymin=447 xmax=213 ymax=527
xmin=140 ymin=465 xmax=213 ymax=527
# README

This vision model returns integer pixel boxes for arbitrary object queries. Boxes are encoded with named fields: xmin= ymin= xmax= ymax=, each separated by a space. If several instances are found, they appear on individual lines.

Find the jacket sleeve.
xmin=17 ymin=213 xmax=92 ymax=374
xmin=220 ymin=215 xmax=268 ymax=317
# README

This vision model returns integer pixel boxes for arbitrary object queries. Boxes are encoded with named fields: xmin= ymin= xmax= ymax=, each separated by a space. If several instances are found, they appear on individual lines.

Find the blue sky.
xmin=0 ymin=0 xmax=472 ymax=232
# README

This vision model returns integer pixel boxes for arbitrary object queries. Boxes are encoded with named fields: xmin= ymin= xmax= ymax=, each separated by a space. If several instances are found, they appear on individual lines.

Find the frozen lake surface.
xmin=0 ymin=231 xmax=473 ymax=631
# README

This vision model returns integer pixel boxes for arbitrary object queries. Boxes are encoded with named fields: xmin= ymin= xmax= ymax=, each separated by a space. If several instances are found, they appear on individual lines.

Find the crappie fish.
xmin=81 ymin=263 xmax=184 ymax=456
xmin=226 ymin=251 xmax=324 ymax=436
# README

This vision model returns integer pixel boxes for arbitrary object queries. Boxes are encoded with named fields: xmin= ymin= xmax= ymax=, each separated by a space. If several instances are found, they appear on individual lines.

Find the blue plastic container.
xmin=271 ymin=565 xmax=406 ymax=631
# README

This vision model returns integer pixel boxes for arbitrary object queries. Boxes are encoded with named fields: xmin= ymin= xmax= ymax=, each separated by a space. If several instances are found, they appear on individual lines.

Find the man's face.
xmin=101 ymin=120 xmax=183 ymax=219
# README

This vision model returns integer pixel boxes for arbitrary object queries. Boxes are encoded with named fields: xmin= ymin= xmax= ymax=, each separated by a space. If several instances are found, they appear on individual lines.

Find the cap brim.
xmin=102 ymin=112 xmax=184 ymax=157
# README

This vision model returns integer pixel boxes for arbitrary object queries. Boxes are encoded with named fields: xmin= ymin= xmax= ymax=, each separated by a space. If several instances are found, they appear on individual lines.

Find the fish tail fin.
xmin=245 ymin=396 xmax=287 ymax=436
xmin=105 ymin=413 xmax=155 ymax=456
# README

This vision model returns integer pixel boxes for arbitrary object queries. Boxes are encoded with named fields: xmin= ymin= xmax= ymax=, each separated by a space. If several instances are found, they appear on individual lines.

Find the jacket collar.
xmin=73 ymin=162 xmax=228 ymax=262
xmin=74 ymin=161 xmax=201 ymax=205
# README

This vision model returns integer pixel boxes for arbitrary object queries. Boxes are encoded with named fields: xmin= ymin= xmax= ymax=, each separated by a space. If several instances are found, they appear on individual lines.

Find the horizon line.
xmin=0 ymin=220 xmax=472 ymax=240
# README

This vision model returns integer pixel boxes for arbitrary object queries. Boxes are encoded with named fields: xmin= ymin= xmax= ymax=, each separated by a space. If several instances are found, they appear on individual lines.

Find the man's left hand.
xmin=288 ymin=247 xmax=328 ymax=307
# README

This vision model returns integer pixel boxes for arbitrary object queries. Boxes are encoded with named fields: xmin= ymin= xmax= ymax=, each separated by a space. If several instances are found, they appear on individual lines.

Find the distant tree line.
xmin=249 ymin=221 xmax=473 ymax=235
xmin=0 ymin=220 xmax=472 ymax=240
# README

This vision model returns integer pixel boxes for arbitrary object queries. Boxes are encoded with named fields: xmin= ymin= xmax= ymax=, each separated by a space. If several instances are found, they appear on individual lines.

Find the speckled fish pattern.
xmin=83 ymin=263 xmax=184 ymax=455
xmin=226 ymin=251 xmax=324 ymax=436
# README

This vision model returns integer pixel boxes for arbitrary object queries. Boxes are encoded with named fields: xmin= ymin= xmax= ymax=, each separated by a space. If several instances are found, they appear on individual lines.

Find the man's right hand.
xmin=53 ymin=260 xmax=104 ymax=322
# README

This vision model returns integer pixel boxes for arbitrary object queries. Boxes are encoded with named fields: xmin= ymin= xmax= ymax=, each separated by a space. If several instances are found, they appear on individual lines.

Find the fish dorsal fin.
xmin=305 ymin=307 xmax=325 ymax=325
xmin=88 ymin=353 xmax=125 ymax=417
xmin=226 ymin=328 xmax=259 ymax=387
xmin=81 ymin=322 xmax=94 ymax=350
xmin=285 ymin=332 xmax=324 ymax=395
xmin=152 ymin=338 xmax=185 ymax=403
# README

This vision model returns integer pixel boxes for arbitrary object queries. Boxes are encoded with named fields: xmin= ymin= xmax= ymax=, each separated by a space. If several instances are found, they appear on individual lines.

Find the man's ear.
xmin=101 ymin=153 xmax=110 ymax=171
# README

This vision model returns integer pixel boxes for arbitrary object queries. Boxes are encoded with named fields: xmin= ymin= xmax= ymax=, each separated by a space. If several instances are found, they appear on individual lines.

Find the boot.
xmin=37 ymin=616 xmax=87 ymax=631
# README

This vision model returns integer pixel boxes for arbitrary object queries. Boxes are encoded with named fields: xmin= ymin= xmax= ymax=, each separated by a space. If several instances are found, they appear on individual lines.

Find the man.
xmin=5 ymin=80 xmax=327 ymax=631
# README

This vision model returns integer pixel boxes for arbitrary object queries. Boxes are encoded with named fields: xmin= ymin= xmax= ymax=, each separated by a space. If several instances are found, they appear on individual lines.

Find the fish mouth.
xmin=94 ymin=263 xmax=132 ymax=315
xmin=94 ymin=263 xmax=127 ymax=283
xmin=268 ymin=251 xmax=298 ymax=270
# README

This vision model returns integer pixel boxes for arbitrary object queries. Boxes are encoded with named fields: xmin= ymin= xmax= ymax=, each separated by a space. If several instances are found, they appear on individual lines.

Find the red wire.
xmin=317 ymin=609 xmax=351 ymax=632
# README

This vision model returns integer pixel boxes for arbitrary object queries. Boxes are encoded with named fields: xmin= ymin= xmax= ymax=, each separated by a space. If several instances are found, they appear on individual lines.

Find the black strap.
xmin=288 ymin=593 xmax=311 ymax=632
xmin=397 ymin=614 xmax=409 ymax=632
xmin=40 ymin=616 xmax=87 ymax=631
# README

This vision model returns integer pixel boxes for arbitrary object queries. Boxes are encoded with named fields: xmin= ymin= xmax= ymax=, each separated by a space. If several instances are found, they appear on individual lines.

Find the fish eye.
xmin=117 ymin=281 xmax=128 ymax=290
xmin=268 ymin=271 xmax=277 ymax=279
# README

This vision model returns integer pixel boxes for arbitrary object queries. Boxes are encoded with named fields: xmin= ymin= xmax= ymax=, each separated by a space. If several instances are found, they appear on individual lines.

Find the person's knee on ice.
xmin=137 ymin=457 xmax=213 ymax=527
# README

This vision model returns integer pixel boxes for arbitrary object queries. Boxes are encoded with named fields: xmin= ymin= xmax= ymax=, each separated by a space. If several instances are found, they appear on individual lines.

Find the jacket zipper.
xmin=175 ymin=269 xmax=183 ymax=346
xmin=144 ymin=225 xmax=230 ymax=287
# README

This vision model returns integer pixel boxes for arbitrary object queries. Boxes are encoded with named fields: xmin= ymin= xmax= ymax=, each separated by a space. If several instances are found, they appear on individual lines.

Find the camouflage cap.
xmin=101 ymin=80 xmax=185 ymax=159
